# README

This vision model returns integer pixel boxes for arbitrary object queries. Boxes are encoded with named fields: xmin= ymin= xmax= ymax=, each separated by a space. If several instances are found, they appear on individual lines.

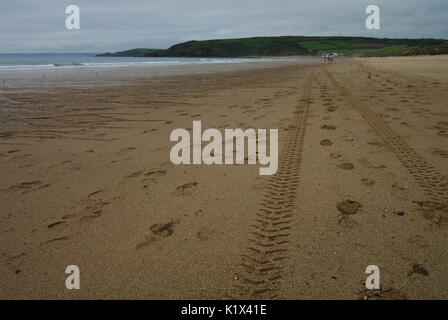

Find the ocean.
xmin=0 ymin=53 xmax=277 ymax=71
xmin=0 ymin=53 xmax=307 ymax=88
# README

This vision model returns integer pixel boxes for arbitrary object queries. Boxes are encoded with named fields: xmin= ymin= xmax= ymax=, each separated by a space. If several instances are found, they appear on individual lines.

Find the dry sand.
xmin=0 ymin=56 xmax=447 ymax=299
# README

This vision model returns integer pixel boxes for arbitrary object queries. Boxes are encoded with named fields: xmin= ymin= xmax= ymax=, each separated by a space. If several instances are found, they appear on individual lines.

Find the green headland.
xmin=97 ymin=36 xmax=448 ymax=58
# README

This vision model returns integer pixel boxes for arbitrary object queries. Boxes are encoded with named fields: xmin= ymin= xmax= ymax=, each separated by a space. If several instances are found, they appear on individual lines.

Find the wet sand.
xmin=0 ymin=56 xmax=447 ymax=299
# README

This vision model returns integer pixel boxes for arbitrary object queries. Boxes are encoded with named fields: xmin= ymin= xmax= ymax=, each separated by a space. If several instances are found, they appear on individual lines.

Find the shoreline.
xmin=0 ymin=56 xmax=319 ymax=89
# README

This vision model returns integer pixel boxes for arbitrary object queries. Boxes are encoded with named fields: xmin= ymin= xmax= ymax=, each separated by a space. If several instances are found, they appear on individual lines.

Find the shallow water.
xmin=0 ymin=53 xmax=292 ymax=72
xmin=0 ymin=55 xmax=317 ymax=88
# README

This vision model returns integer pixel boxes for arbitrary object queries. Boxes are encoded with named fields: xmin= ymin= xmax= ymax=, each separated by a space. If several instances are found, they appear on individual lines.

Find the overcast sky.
xmin=0 ymin=0 xmax=447 ymax=53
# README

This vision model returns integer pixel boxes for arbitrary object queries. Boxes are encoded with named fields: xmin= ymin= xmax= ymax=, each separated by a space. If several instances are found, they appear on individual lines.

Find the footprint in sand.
xmin=428 ymin=124 xmax=448 ymax=137
xmin=437 ymin=130 xmax=448 ymax=137
xmin=391 ymin=182 xmax=409 ymax=200
xmin=144 ymin=170 xmax=167 ymax=178
xmin=135 ymin=220 xmax=178 ymax=250
xmin=150 ymin=222 xmax=176 ymax=237
xmin=431 ymin=149 xmax=448 ymax=159
xmin=361 ymin=178 xmax=375 ymax=186
xmin=141 ymin=170 xmax=167 ymax=188
xmin=417 ymin=204 xmax=447 ymax=225
xmin=337 ymin=200 xmax=361 ymax=215
xmin=367 ymin=140 xmax=384 ymax=146
xmin=330 ymin=153 xmax=341 ymax=159
xmin=140 ymin=128 xmax=158 ymax=134
xmin=47 ymin=221 xmax=67 ymax=229
xmin=88 ymin=190 xmax=104 ymax=197
xmin=408 ymin=264 xmax=429 ymax=277
xmin=338 ymin=162 xmax=354 ymax=170
xmin=123 ymin=171 xmax=143 ymax=179
xmin=174 ymin=182 xmax=198 ymax=196
xmin=51 ymin=199 xmax=110 ymax=227
xmin=320 ymin=139 xmax=333 ymax=146
xmin=77 ymin=200 xmax=110 ymax=222
xmin=3 ymin=180 xmax=43 ymax=193
xmin=40 ymin=236 xmax=70 ymax=247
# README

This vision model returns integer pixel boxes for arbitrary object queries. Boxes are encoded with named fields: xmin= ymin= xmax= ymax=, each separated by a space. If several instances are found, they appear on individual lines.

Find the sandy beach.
xmin=0 ymin=56 xmax=447 ymax=299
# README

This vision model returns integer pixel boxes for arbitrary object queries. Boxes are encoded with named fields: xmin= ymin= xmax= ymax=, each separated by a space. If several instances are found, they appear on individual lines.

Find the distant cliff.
xmin=98 ymin=48 xmax=167 ymax=57
xmin=96 ymin=36 xmax=448 ymax=58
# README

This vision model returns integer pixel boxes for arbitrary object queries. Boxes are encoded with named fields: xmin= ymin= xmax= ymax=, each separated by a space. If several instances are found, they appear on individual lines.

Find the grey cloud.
xmin=0 ymin=0 xmax=446 ymax=53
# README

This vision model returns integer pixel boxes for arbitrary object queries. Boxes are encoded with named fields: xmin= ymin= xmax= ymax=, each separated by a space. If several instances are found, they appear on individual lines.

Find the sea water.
xmin=0 ymin=53 xmax=301 ymax=88
xmin=0 ymin=53 xmax=278 ymax=71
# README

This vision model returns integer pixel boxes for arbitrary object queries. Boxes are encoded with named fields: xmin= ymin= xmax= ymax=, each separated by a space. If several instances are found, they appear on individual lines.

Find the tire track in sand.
xmin=325 ymin=66 xmax=448 ymax=207
xmin=231 ymin=69 xmax=315 ymax=299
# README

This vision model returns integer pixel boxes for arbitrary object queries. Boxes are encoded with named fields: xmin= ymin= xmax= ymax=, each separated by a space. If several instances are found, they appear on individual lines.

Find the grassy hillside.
xmin=97 ymin=36 xmax=448 ymax=58
xmin=356 ymin=43 xmax=448 ymax=56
